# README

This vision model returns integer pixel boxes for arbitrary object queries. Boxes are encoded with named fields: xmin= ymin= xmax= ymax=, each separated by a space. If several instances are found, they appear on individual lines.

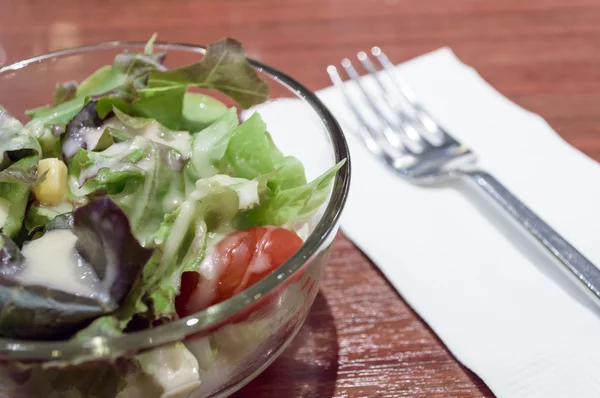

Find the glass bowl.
xmin=0 ymin=42 xmax=350 ymax=398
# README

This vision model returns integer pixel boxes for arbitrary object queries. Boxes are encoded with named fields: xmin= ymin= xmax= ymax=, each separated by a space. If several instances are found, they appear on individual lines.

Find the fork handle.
xmin=464 ymin=169 xmax=600 ymax=302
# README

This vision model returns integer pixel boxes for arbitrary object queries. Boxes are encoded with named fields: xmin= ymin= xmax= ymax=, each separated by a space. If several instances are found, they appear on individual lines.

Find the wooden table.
xmin=2 ymin=0 xmax=598 ymax=396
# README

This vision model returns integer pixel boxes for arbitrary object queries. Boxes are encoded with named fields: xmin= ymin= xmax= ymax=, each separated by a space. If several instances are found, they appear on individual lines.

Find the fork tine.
xmin=371 ymin=47 xmax=456 ymax=146
xmin=357 ymin=51 xmax=409 ymax=108
xmin=370 ymin=47 xmax=418 ymax=105
xmin=327 ymin=64 xmax=401 ymax=161
xmin=340 ymin=58 xmax=423 ymax=153
xmin=356 ymin=51 xmax=429 ymax=147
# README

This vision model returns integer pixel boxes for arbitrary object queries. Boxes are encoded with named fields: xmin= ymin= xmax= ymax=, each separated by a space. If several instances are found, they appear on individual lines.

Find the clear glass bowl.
xmin=0 ymin=42 xmax=350 ymax=398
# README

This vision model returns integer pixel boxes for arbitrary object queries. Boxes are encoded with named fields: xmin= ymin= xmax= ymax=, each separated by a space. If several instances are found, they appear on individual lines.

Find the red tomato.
xmin=175 ymin=226 xmax=303 ymax=317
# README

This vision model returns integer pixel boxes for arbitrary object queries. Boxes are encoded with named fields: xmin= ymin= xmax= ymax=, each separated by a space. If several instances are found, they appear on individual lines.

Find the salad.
xmin=0 ymin=36 xmax=344 ymax=397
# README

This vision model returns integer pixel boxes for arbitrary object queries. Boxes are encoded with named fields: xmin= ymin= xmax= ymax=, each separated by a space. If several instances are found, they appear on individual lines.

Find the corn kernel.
xmin=33 ymin=158 xmax=68 ymax=205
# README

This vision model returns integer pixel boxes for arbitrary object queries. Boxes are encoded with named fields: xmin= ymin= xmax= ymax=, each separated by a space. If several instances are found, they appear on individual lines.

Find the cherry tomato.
xmin=176 ymin=226 xmax=303 ymax=317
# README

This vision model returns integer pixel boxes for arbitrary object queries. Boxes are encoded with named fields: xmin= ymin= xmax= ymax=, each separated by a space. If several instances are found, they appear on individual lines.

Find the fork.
xmin=327 ymin=47 xmax=600 ymax=306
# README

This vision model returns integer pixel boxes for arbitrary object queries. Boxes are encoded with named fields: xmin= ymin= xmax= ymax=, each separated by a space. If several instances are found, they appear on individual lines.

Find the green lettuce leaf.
xmin=185 ymin=111 xmax=306 ymax=194
xmin=236 ymin=160 xmax=345 ymax=229
xmin=35 ymin=125 xmax=65 ymax=159
xmin=220 ymin=113 xmax=303 ymax=188
xmin=68 ymin=135 xmax=185 ymax=246
xmin=0 ymin=155 xmax=38 ymax=184
xmin=130 ymin=85 xmax=187 ymax=131
xmin=76 ymin=50 xmax=166 ymax=99
xmin=221 ymin=113 xmax=307 ymax=189
xmin=26 ymin=97 xmax=88 ymax=128
xmin=144 ymin=32 xmax=158 ymax=55
xmin=0 ymin=109 xmax=43 ymax=238
xmin=185 ymin=107 xmax=239 ymax=182
xmin=0 ymin=180 xmax=30 ymax=238
xmin=105 ymin=86 xmax=208 ymax=133
xmin=111 ymin=108 xmax=151 ymax=129
xmin=24 ymin=201 xmax=73 ymax=234
xmin=222 ymin=113 xmax=273 ymax=178
xmin=53 ymin=81 xmax=78 ymax=106
xmin=108 ymin=108 xmax=192 ymax=157
xmin=0 ymin=106 xmax=42 ymax=161
xmin=182 ymin=92 xmax=228 ymax=132
xmin=0 ymin=156 xmax=39 ymax=238
xmin=114 ymin=153 xmax=185 ymax=246
xmin=95 ymin=88 xmax=137 ymax=119
xmin=24 ymin=98 xmax=89 ymax=158
xmin=148 ymin=38 xmax=269 ymax=109
xmin=68 ymin=142 xmax=145 ymax=198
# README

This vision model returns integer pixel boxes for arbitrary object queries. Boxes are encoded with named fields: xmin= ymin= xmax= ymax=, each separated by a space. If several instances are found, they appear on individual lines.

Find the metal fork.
xmin=328 ymin=48 xmax=600 ymax=306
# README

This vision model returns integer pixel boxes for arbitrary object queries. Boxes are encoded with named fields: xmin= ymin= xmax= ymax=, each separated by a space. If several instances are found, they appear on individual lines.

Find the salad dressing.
xmin=162 ymin=184 xmax=184 ymax=212
xmin=78 ymin=141 xmax=132 ymax=184
xmin=142 ymin=122 xmax=191 ymax=156
xmin=135 ymin=155 xmax=155 ymax=172
xmin=105 ymin=117 xmax=192 ymax=156
xmin=245 ymin=227 xmax=275 ymax=276
xmin=17 ymin=229 xmax=98 ymax=297
xmin=63 ymin=137 xmax=83 ymax=158
xmin=191 ymin=225 xmax=237 ymax=310
xmin=99 ymin=141 xmax=130 ymax=157
xmin=80 ymin=126 xmax=106 ymax=150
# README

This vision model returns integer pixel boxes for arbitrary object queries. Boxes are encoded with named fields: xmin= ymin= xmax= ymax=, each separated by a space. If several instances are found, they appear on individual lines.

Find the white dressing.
xmin=188 ymin=108 xmax=238 ymax=179
xmin=191 ymin=224 xmax=237 ymax=310
xmin=99 ymin=141 xmax=130 ymax=157
xmin=202 ymin=175 xmax=259 ymax=210
xmin=17 ymin=229 xmax=99 ymax=297
xmin=62 ymin=138 xmax=82 ymax=159
xmin=246 ymin=226 xmax=275 ymax=276
xmin=190 ymin=248 xmax=220 ymax=314
xmin=142 ymin=122 xmax=191 ymax=157
xmin=78 ymin=142 xmax=129 ymax=184
xmin=104 ymin=116 xmax=191 ymax=156
xmin=80 ymin=126 xmax=106 ymax=150
xmin=135 ymin=155 xmax=154 ymax=172
xmin=79 ymin=139 xmax=145 ymax=184
xmin=198 ymin=225 xmax=235 ymax=281
xmin=192 ymin=175 xmax=259 ymax=211
xmin=162 ymin=183 xmax=184 ymax=213
xmin=160 ymin=201 xmax=196 ymax=270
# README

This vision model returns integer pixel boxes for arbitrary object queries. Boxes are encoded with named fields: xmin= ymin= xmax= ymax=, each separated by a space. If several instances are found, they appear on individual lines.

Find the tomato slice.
xmin=175 ymin=226 xmax=303 ymax=317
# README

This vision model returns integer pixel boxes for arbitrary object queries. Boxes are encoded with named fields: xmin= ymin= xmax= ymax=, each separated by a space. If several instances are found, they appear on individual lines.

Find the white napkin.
xmin=256 ymin=48 xmax=600 ymax=398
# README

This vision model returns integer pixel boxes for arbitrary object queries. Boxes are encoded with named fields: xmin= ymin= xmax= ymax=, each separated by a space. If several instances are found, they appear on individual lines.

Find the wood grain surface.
xmin=1 ymin=0 xmax=598 ymax=396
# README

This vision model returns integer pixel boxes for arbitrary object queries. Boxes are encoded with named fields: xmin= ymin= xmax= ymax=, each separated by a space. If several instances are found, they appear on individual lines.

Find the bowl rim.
xmin=0 ymin=40 xmax=351 ymax=361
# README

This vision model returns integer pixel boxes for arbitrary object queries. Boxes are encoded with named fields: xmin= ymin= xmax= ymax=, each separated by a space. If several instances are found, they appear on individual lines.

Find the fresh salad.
xmin=0 ymin=36 xmax=344 ymax=397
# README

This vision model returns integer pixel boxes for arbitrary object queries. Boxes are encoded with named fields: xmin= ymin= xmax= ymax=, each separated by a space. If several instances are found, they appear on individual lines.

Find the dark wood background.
xmin=2 ymin=0 xmax=599 ymax=396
